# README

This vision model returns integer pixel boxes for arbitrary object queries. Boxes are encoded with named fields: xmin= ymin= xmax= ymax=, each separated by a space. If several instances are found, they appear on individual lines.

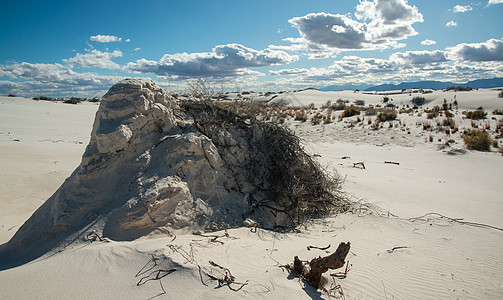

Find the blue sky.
xmin=1 ymin=0 xmax=502 ymax=97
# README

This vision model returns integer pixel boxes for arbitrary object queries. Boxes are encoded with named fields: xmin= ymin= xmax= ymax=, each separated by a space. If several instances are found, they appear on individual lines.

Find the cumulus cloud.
xmin=446 ymin=21 xmax=458 ymax=27
xmin=448 ymin=38 xmax=503 ymax=61
xmin=288 ymin=13 xmax=368 ymax=50
xmin=89 ymin=35 xmax=122 ymax=43
xmin=125 ymin=44 xmax=298 ymax=79
xmin=0 ymin=62 xmax=123 ymax=97
xmin=283 ymin=0 xmax=423 ymax=57
xmin=453 ymin=5 xmax=473 ymax=13
xmin=63 ymin=50 xmax=122 ymax=69
xmin=269 ymin=39 xmax=503 ymax=87
xmin=421 ymin=39 xmax=437 ymax=46
xmin=390 ymin=50 xmax=448 ymax=64
xmin=488 ymin=0 xmax=503 ymax=5
xmin=269 ymin=68 xmax=309 ymax=76
xmin=355 ymin=0 xmax=423 ymax=25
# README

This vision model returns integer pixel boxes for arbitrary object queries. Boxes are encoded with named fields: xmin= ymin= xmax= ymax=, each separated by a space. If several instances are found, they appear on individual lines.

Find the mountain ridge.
xmin=320 ymin=78 xmax=503 ymax=91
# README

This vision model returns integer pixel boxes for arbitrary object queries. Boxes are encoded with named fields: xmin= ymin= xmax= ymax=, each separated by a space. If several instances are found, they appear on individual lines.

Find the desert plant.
xmin=376 ymin=109 xmax=397 ymax=122
xmin=445 ymin=86 xmax=472 ymax=92
xmin=311 ymin=113 xmax=323 ymax=125
xmin=465 ymin=110 xmax=487 ymax=120
xmin=442 ymin=118 xmax=456 ymax=129
xmin=411 ymin=96 xmax=426 ymax=106
xmin=364 ymin=106 xmax=379 ymax=116
xmin=64 ymin=97 xmax=83 ymax=104
xmin=354 ymin=99 xmax=365 ymax=106
xmin=342 ymin=105 xmax=360 ymax=118
xmin=498 ymin=91 xmax=503 ymax=98
xmin=8 ymin=94 xmax=16 ymax=97
xmin=444 ymin=110 xmax=454 ymax=118
xmin=492 ymin=109 xmax=503 ymax=115
xmin=180 ymin=99 xmax=350 ymax=225
xmin=463 ymin=129 xmax=492 ymax=151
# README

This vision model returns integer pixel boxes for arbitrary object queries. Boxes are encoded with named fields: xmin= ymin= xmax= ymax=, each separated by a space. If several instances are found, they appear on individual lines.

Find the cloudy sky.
xmin=1 ymin=0 xmax=502 ymax=97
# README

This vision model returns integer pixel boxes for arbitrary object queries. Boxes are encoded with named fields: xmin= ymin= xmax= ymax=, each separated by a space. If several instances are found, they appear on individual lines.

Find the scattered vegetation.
xmin=8 ymin=94 xmax=16 ymax=97
xmin=492 ymin=109 xmax=503 ymax=115
xmin=445 ymin=86 xmax=472 ymax=92
xmin=498 ymin=91 xmax=503 ymax=98
xmin=33 ymin=96 xmax=53 ymax=101
xmin=64 ymin=97 xmax=83 ymax=105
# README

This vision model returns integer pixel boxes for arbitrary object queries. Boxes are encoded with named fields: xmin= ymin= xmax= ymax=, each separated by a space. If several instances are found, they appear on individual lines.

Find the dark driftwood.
xmin=306 ymin=242 xmax=351 ymax=288
xmin=284 ymin=242 xmax=351 ymax=289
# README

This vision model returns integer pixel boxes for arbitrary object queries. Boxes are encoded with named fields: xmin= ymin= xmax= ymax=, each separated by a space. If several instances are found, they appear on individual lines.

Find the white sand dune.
xmin=0 ymin=88 xmax=502 ymax=299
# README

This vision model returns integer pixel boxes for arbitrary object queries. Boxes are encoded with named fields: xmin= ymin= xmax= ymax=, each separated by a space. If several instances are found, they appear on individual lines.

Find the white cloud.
xmin=446 ymin=21 xmax=458 ymax=27
xmin=125 ymin=39 xmax=131 ymax=42
xmin=89 ymin=35 xmax=122 ymax=43
xmin=63 ymin=50 xmax=123 ymax=69
xmin=283 ymin=0 xmax=423 ymax=57
xmin=0 ymin=62 xmax=124 ymax=97
xmin=447 ymin=38 xmax=503 ymax=61
xmin=133 ymin=48 xmax=141 ymax=51
xmin=125 ymin=44 xmax=298 ymax=80
xmin=488 ymin=0 xmax=503 ymax=5
xmin=268 ymin=40 xmax=503 ymax=87
xmin=453 ymin=5 xmax=473 ymax=13
xmin=355 ymin=0 xmax=423 ymax=25
xmin=269 ymin=68 xmax=310 ymax=76
xmin=421 ymin=39 xmax=437 ymax=46
xmin=390 ymin=50 xmax=448 ymax=64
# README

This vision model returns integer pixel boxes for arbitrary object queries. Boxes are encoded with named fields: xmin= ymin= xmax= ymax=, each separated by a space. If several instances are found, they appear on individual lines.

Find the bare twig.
xmin=136 ymin=268 xmax=177 ymax=294
xmin=407 ymin=212 xmax=503 ymax=232
xmin=387 ymin=246 xmax=410 ymax=253
xmin=384 ymin=161 xmax=400 ymax=165
xmin=85 ymin=230 xmax=109 ymax=243
xmin=307 ymin=244 xmax=331 ymax=251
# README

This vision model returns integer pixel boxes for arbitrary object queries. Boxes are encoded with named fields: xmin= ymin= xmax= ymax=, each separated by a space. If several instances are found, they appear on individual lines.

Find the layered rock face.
xmin=1 ymin=79 xmax=297 ymax=266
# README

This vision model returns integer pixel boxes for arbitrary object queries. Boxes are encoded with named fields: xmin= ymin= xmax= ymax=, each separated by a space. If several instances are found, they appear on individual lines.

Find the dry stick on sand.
xmin=307 ymin=244 xmax=331 ymax=251
xmin=407 ymin=212 xmax=503 ymax=232
xmin=136 ymin=269 xmax=177 ymax=294
xmin=282 ymin=242 xmax=351 ymax=289
xmin=85 ymin=230 xmax=109 ymax=243
xmin=192 ymin=230 xmax=238 ymax=244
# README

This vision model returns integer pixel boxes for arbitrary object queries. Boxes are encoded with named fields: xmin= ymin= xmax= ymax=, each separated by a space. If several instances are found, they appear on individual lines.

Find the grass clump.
xmin=463 ymin=129 xmax=492 ymax=151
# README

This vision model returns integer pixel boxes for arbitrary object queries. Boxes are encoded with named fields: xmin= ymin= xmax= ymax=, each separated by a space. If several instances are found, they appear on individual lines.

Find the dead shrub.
xmin=180 ymin=99 xmax=350 ymax=227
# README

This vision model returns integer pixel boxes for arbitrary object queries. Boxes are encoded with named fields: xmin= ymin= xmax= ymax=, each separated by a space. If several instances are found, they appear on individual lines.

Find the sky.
xmin=1 ymin=0 xmax=503 ymax=97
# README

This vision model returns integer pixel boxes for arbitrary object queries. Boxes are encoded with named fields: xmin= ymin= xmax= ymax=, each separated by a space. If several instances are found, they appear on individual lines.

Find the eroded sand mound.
xmin=1 ymin=79 xmax=346 ymax=268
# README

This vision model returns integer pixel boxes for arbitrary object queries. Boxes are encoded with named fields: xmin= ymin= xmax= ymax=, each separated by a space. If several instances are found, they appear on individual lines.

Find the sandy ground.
xmin=0 ymin=92 xmax=502 ymax=299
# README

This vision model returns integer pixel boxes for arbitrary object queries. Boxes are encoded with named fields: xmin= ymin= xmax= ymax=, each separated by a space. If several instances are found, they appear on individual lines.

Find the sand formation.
xmin=1 ymin=78 xmax=347 ymax=268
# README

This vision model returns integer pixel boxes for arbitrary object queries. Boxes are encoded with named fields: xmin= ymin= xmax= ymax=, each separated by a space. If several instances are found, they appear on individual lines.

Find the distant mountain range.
xmin=320 ymin=78 xmax=503 ymax=91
